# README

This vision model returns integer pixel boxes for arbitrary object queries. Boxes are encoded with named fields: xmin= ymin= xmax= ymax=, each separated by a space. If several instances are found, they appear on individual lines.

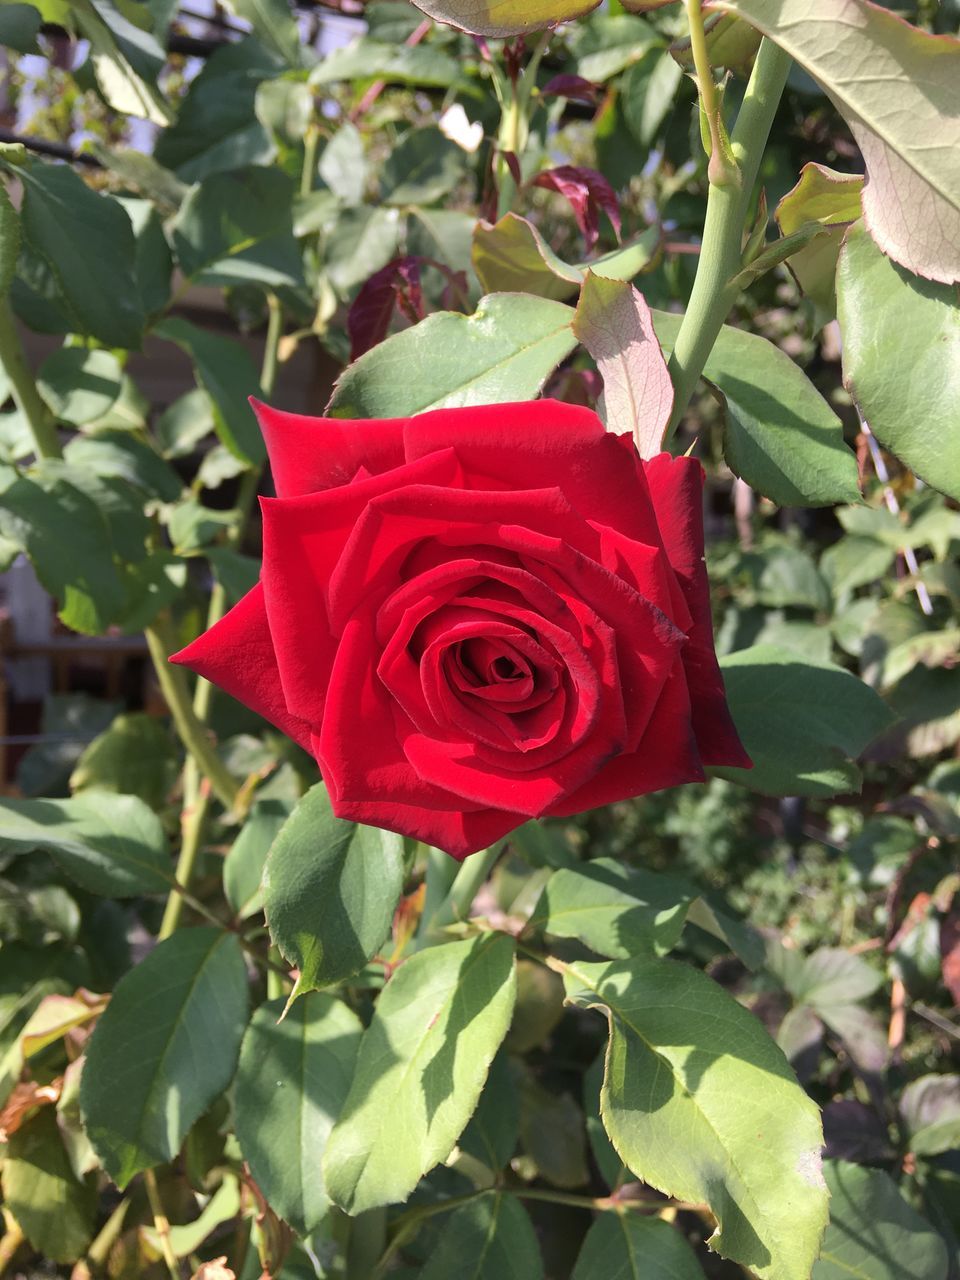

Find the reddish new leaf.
xmin=348 ymin=257 xmax=425 ymax=360
xmin=532 ymin=165 xmax=621 ymax=251
xmin=541 ymin=74 xmax=602 ymax=104
xmin=942 ymin=912 xmax=960 ymax=1007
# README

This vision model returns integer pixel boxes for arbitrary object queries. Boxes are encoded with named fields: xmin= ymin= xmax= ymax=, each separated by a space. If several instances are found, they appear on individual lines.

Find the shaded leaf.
xmin=223 ymin=798 xmax=292 ymax=920
xmin=70 ymin=713 xmax=178 ymax=810
xmin=813 ymin=1161 xmax=948 ymax=1280
xmin=715 ymin=0 xmax=960 ymax=284
xmin=418 ymin=1191 xmax=543 ymax=1280
xmin=572 ymin=1214 xmax=708 ymax=1280
xmin=775 ymin=163 xmax=863 ymax=314
xmin=234 ymin=994 xmax=362 ymax=1234
xmin=836 ymin=220 xmax=960 ymax=502
xmin=716 ymin=644 xmax=895 ymax=796
xmin=381 ymin=127 xmax=466 ymax=208
xmin=80 ymin=928 xmax=249 ymax=1187
xmin=1 ymin=1107 xmax=96 ymax=1263
xmin=264 ymin=783 xmax=404 ymax=999
xmin=653 ymin=311 xmax=860 ymax=508
xmin=0 ymin=791 xmax=170 ymax=897
xmin=531 ymin=858 xmax=695 ymax=959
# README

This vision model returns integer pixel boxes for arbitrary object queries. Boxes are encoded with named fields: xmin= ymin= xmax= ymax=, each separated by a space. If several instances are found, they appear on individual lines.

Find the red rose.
xmin=171 ymin=400 xmax=750 ymax=858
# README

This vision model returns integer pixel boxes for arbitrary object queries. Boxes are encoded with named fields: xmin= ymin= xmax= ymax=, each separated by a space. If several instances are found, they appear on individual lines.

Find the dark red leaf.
xmin=942 ymin=911 xmax=960 ymax=1006
xmin=531 ymin=164 xmax=622 ymax=250
xmin=541 ymin=74 xmax=602 ymax=105
xmin=348 ymin=257 xmax=425 ymax=361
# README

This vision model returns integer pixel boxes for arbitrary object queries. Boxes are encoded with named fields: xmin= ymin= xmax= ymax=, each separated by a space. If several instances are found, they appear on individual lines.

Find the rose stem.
xmin=663 ymin=31 xmax=792 ymax=445
xmin=0 ymin=298 xmax=62 ymax=460
xmin=156 ymin=289 xmax=284 ymax=938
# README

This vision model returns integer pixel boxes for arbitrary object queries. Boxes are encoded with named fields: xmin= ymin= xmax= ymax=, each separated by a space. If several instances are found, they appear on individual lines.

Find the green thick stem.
xmin=664 ymin=37 xmax=791 ymax=441
xmin=0 ymin=298 xmax=61 ymax=460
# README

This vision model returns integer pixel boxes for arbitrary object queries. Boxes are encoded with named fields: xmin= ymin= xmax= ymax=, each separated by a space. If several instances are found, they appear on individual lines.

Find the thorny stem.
xmin=495 ymin=30 xmax=551 ymax=220
xmin=0 ymin=299 xmax=62 ymax=460
xmin=664 ymin=37 xmax=792 ymax=443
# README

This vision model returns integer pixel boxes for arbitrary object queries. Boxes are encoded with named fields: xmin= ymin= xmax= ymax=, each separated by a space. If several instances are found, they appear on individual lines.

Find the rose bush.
xmin=172 ymin=399 xmax=750 ymax=856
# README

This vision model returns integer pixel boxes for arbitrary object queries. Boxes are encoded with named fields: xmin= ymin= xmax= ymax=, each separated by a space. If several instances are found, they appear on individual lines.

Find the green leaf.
xmin=899 ymin=1075 xmax=960 ymax=1158
xmin=12 ymin=162 xmax=144 ymax=348
xmin=80 ymin=928 xmax=249 ymax=1187
xmin=155 ymin=387 xmax=216 ymax=457
xmin=324 ymin=206 xmax=402 ymax=293
xmin=418 ymin=1192 xmax=543 ymax=1280
xmin=569 ymin=12 xmax=660 ymax=82
xmin=0 ymin=463 xmax=138 ymax=634
xmin=531 ymin=858 xmax=695 ymax=959
xmin=0 ymin=181 xmax=20 ymax=298
xmin=1 ymin=1107 xmax=96 ymax=1263
xmin=408 ymin=0 xmax=599 ymax=37
xmin=836 ymin=220 xmax=960 ymax=502
xmin=70 ymin=713 xmax=179 ymax=810
xmin=154 ymin=39 xmax=277 ymax=182
xmin=36 ymin=346 xmax=123 ymax=425
xmin=318 ymin=123 xmax=368 ymax=206
xmin=71 ymin=0 xmax=172 ymax=125
xmin=518 ymin=1069 xmax=589 ymax=1189
xmin=459 ymin=1050 xmax=519 ymax=1173
xmin=234 ymin=993 xmax=362 ymax=1234
xmin=310 ymin=38 xmax=461 ymax=88
xmin=774 ymin=163 xmax=863 ymax=315
xmin=0 ymin=3 xmax=42 ymax=54
xmin=565 ymin=957 xmax=828 ymax=1280
xmin=172 ymin=166 xmax=301 ymax=288
xmin=715 ymin=0 xmax=960 ymax=284
xmin=0 ymin=791 xmax=171 ymax=896
xmin=783 ymin=947 xmax=884 ymax=1010
xmin=574 ymin=275 xmax=673 ymax=458
xmin=255 ymin=76 xmax=313 ymax=144
xmin=472 ymin=214 xmax=659 ymax=301
xmin=323 ymin=933 xmax=517 ymax=1214
xmin=264 ymin=783 xmax=404 ymax=998
xmin=142 ymin=1177 xmax=241 ymax=1258
xmin=813 ymin=1161 xmax=948 ymax=1280
xmin=622 ymin=48 xmax=684 ymax=145
xmin=572 ymin=1214 xmax=708 ymax=1280
xmin=380 ymin=127 xmax=466 ymax=207
xmin=652 ymin=311 xmax=859 ymax=508
xmin=64 ymin=430 xmax=182 ymax=503
xmin=222 ymin=0 xmax=305 ymax=67
xmin=669 ymin=12 xmax=760 ymax=79
xmin=224 ymin=798 xmax=291 ymax=920
xmin=154 ymin=316 xmax=265 ymax=464
xmin=328 ymin=293 xmax=577 ymax=419
xmin=715 ymin=644 xmax=896 ymax=796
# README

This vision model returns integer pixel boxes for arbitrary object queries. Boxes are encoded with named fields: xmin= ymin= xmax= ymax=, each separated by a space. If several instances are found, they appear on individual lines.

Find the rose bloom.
xmin=172 ymin=400 xmax=750 ymax=859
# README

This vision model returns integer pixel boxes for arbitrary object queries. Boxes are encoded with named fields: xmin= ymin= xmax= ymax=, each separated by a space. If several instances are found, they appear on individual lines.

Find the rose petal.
xmin=545 ymin=660 xmax=705 ymax=816
xmin=260 ymin=450 xmax=460 ymax=724
xmin=644 ymin=454 xmax=752 ymax=769
xmin=252 ymin=399 xmax=407 ymax=499
xmin=404 ymin=400 xmax=669 ymax=549
xmin=169 ymin=584 xmax=315 ymax=752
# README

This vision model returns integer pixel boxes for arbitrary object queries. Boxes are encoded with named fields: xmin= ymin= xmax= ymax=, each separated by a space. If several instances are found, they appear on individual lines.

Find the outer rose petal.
xmin=169 ymin=584 xmax=315 ymax=752
xmin=644 ymin=453 xmax=752 ymax=769
xmin=328 ymin=790 xmax=527 ymax=861
xmin=252 ymin=399 xmax=406 ymax=498
xmin=404 ymin=401 xmax=670 ymax=549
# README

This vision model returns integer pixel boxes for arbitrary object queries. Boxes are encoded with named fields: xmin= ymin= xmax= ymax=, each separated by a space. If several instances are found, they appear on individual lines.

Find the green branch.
xmin=0 ymin=298 xmax=62 ymax=460
xmin=664 ymin=36 xmax=792 ymax=442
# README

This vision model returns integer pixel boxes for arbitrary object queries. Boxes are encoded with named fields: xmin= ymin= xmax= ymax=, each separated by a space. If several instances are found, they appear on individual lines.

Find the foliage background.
xmin=0 ymin=1 xmax=958 ymax=1278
